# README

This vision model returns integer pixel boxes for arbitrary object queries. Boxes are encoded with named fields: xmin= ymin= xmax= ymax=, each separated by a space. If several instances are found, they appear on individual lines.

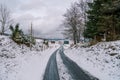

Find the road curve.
xmin=43 ymin=49 xmax=60 ymax=80
xmin=59 ymin=47 xmax=99 ymax=80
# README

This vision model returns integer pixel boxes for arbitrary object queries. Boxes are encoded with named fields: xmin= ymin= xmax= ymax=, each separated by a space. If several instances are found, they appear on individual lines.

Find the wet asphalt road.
xmin=43 ymin=47 xmax=99 ymax=80
xmin=59 ymin=47 xmax=98 ymax=80
xmin=43 ymin=49 xmax=60 ymax=80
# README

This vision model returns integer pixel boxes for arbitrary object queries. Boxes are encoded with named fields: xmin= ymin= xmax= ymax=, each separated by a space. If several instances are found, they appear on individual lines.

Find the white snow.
xmin=56 ymin=51 xmax=73 ymax=80
xmin=1 ymin=35 xmax=119 ymax=80
xmin=0 ymin=36 xmax=60 ymax=80
xmin=64 ymin=41 xmax=120 ymax=80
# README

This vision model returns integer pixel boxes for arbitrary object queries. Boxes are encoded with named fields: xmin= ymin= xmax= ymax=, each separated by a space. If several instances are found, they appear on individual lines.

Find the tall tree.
xmin=63 ymin=3 xmax=82 ymax=44
xmin=0 ymin=4 xmax=12 ymax=35
xmin=85 ymin=0 xmax=120 ymax=41
xmin=100 ymin=0 xmax=120 ymax=40
xmin=77 ymin=0 xmax=90 ymax=41
xmin=84 ymin=0 xmax=103 ymax=41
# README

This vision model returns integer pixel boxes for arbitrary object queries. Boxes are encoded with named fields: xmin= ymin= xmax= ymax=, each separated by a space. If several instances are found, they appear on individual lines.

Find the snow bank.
xmin=64 ymin=41 xmax=120 ymax=80
xmin=0 ymin=36 xmax=59 ymax=80
xmin=56 ymin=51 xmax=73 ymax=80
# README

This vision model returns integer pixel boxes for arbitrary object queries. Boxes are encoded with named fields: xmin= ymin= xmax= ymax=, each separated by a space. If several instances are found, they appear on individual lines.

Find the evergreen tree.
xmin=84 ymin=0 xmax=103 ymax=41
xmin=99 ymin=0 xmax=120 ymax=40
xmin=10 ymin=24 xmax=36 ymax=46
xmin=84 ymin=0 xmax=120 ymax=41
xmin=10 ymin=24 xmax=23 ymax=42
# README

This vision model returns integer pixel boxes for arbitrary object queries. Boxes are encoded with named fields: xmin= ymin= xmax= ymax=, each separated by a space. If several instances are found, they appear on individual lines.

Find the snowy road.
xmin=59 ymin=47 xmax=98 ymax=80
xmin=43 ymin=47 xmax=98 ymax=80
xmin=43 ymin=49 xmax=60 ymax=80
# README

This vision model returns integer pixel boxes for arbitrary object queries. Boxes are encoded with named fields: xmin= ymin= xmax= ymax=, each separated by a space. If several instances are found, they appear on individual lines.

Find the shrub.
xmin=10 ymin=24 xmax=36 ymax=46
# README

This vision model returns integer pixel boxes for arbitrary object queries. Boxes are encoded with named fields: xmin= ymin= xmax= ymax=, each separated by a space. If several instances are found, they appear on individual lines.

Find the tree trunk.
xmin=94 ymin=35 xmax=97 ymax=42
xmin=73 ymin=32 xmax=76 ymax=44
xmin=1 ymin=24 xmax=5 ymax=35
xmin=112 ymin=15 xmax=116 ymax=40
xmin=77 ymin=30 xmax=81 ymax=43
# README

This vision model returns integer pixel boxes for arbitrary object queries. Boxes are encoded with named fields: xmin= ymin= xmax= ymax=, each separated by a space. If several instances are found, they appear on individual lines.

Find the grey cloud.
xmin=19 ymin=0 xmax=46 ymax=11
xmin=16 ymin=14 xmax=41 ymax=21
xmin=0 ymin=0 xmax=78 ymax=35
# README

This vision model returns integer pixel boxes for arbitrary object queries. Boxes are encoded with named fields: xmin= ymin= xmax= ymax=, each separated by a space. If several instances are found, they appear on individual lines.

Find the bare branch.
xmin=63 ymin=2 xmax=85 ymax=44
xmin=0 ymin=4 xmax=13 ymax=35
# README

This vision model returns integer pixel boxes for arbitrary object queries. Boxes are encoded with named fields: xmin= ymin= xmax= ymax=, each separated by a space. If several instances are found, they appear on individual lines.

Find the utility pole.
xmin=30 ymin=22 xmax=33 ymax=50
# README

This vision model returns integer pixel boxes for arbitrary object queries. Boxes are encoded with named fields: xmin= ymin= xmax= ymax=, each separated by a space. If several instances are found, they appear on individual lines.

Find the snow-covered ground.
xmin=56 ymin=51 xmax=73 ymax=80
xmin=64 ymin=41 xmax=120 ymax=80
xmin=0 ymin=36 xmax=59 ymax=80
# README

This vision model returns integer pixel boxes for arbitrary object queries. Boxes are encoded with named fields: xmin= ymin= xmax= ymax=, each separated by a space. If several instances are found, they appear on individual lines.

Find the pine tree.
xmin=84 ymin=0 xmax=120 ymax=41
xmin=99 ymin=0 xmax=120 ymax=40
xmin=84 ymin=0 xmax=103 ymax=41
xmin=10 ymin=24 xmax=22 ymax=42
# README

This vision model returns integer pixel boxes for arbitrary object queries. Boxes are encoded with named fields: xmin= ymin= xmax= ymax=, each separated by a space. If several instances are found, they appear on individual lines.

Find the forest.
xmin=63 ymin=0 xmax=120 ymax=44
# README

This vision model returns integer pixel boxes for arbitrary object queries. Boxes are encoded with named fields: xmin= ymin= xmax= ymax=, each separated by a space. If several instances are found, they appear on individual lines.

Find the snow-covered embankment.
xmin=0 ymin=36 xmax=59 ymax=80
xmin=64 ymin=41 xmax=120 ymax=80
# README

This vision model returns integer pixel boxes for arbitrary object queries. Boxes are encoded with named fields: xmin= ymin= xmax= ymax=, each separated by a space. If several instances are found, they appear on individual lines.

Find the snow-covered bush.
xmin=9 ymin=24 xmax=36 ymax=46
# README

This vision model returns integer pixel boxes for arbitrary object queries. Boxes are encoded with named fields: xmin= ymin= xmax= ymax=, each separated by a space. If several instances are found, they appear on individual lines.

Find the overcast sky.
xmin=0 ymin=0 xmax=77 ymax=35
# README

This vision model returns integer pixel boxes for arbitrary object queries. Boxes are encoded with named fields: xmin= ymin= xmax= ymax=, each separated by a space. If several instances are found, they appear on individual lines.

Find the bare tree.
xmin=77 ymin=0 xmax=93 ymax=41
xmin=0 ymin=4 xmax=12 ymax=35
xmin=63 ymin=2 xmax=84 ymax=44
